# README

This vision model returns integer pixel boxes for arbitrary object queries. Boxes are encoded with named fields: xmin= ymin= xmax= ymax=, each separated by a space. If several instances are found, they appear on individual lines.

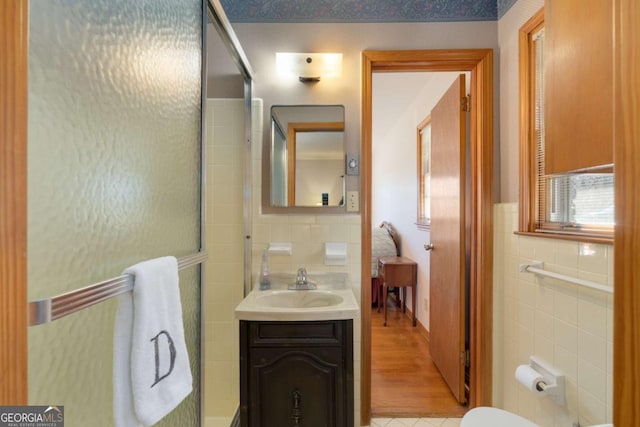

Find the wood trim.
xmin=613 ymin=0 xmax=640 ymax=425
xmin=468 ymin=49 xmax=494 ymax=409
xmin=361 ymin=49 xmax=494 ymax=424
xmin=0 ymin=0 xmax=28 ymax=405
xmin=518 ymin=8 xmax=544 ymax=233
xmin=288 ymin=121 xmax=345 ymax=132
xmin=360 ymin=51 xmax=373 ymax=426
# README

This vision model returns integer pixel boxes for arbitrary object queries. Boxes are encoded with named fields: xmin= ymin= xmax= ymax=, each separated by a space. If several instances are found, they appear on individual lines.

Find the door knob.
xmin=424 ymin=243 xmax=434 ymax=251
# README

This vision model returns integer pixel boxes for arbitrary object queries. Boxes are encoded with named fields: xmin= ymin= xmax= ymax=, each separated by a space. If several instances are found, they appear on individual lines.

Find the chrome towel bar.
xmin=520 ymin=260 xmax=613 ymax=295
xmin=28 ymin=251 xmax=208 ymax=326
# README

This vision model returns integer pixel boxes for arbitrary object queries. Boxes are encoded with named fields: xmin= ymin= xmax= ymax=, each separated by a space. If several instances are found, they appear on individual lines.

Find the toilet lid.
xmin=461 ymin=407 xmax=539 ymax=427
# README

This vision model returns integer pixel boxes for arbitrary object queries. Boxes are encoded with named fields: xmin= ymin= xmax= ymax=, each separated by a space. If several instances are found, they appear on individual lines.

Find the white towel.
xmin=113 ymin=256 xmax=193 ymax=427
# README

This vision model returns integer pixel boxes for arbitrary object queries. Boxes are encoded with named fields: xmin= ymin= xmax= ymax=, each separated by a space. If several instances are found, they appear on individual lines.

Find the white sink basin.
xmin=234 ymin=273 xmax=359 ymax=321
xmin=255 ymin=290 xmax=344 ymax=309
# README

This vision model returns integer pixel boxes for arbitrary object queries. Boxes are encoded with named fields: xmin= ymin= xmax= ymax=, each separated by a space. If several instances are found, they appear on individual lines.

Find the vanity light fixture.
xmin=276 ymin=52 xmax=343 ymax=83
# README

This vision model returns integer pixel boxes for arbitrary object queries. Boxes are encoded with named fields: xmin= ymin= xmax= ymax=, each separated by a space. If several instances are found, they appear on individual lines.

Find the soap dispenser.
xmin=259 ymin=248 xmax=271 ymax=290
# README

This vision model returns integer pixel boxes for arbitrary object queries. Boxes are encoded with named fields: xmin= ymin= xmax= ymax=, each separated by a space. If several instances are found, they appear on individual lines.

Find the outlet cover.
xmin=346 ymin=191 xmax=359 ymax=212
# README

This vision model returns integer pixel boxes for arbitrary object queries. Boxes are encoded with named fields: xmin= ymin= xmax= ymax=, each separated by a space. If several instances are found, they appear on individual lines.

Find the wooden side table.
xmin=377 ymin=256 xmax=418 ymax=327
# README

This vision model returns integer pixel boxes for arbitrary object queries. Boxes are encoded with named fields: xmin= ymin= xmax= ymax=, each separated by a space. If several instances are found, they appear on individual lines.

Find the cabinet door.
xmin=249 ymin=347 xmax=345 ymax=427
xmin=544 ymin=0 xmax=613 ymax=174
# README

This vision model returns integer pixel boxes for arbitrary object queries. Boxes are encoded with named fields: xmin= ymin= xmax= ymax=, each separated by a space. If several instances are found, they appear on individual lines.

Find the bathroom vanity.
xmin=235 ymin=273 xmax=358 ymax=427
xmin=240 ymin=319 xmax=353 ymax=427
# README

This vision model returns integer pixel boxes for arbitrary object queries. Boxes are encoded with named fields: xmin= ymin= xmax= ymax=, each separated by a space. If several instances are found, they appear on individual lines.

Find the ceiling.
xmin=220 ymin=0 xmax=518 ymax=23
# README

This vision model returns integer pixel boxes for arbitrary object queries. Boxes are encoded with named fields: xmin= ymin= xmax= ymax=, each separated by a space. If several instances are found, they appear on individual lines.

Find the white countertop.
xmin=234 ymin=273 xmax=360 ymax=321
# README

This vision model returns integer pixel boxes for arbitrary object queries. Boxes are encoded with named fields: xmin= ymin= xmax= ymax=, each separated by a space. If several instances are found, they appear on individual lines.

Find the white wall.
xmin=372 ymin=71 xmax=465 ymax=330
xmin=498 ymin=0 xmax=544 ymax=202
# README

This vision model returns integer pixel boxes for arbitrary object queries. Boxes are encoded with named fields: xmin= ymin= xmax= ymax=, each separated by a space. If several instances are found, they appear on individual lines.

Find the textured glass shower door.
xmin=27 ymin=1 xmax=204 ymax=425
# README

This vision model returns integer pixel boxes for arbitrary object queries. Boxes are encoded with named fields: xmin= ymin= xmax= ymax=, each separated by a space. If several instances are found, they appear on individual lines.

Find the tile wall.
xmin=203 ymin=98 xmax=247 ymax=423
xmin=251 ymin=100 xmax=363 ymax=425
xmin=493 ymin=203 xmax=613 ymax=426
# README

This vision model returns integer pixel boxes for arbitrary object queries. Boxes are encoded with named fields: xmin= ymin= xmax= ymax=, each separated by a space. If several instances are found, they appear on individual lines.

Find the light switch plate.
xmin=346 ymin=155 xmax=359 ymax=175
xmin=346 ymin=191 xmax=359 ymax=212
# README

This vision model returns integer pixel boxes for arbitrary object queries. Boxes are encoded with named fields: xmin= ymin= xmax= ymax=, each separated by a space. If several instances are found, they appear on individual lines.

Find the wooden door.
xmin=428 ymin=74 xmax=467 ymax=404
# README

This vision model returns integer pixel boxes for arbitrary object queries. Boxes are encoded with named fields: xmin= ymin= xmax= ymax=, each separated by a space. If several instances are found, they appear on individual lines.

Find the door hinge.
xmin=461 ymin=350 xmax=470 ymax=368
xmin=461 ymin=94 xmax=471 ymax=112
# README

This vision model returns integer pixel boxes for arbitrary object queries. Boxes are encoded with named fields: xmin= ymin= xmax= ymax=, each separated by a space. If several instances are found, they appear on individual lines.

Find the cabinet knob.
xmin=424 ymin=243 xmax=434 ymax=251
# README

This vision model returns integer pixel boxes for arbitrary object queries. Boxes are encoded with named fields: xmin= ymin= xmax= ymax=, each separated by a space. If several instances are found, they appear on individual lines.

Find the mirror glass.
xmin=270 ymin=105 xmax=345 ymax=207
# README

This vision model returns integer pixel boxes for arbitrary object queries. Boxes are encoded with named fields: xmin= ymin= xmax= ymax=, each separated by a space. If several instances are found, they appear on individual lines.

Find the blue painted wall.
xmin=221 ymin=0 xmax=519 ymax=23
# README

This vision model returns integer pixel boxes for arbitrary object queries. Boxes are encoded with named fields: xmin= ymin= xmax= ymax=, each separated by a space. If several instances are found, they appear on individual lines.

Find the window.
xmin=417 ymin=115 xmax=431 ymax=229
xmin=519 ymin=9 xmax=614 ymax=241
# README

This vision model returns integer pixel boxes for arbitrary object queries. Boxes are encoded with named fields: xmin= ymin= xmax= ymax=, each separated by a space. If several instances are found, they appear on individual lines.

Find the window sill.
xmin=514 ymin=230 xmax=613 ymax=245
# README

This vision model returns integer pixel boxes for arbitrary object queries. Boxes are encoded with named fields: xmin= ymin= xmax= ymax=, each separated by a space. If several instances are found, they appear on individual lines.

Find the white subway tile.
xmin=554 ymin=240 xmax=579 ymax=269
xmin=577 ymin=359 xmax=607 ymax=401
xmin=535 ymin=283 xmax=555 ymax=315
xmin=290 ymin=223 xmax=312 ymax=242
xmin=578 ymin=243 xmax=609 ymax=275
xmin=577 ymin=297 xmax=607 ymax=338
xmin=519 ymin=237 xmax=537 ymax=259
xmin=554 ymin=345 xmax=578 ymax=382
xmin=554 ymin=287 xmax=578 ymax=326
xmin=534 ymin=333 xmax=554 ymax=364
xmin=578 ymin=387 xmax=606 ymax=425
xmin=270 ymin=223 xmax=293 ymax=241
xmin=534 ymin=310 xmax=554 ymax=340
xmin=578 ymin=331 xmax=607 ymax=371
xmin=517 ymin=301 xmax=535 ymax=329
xmin=554 ymin=319 xmax=578 ymax=354
xmin=518 ymin=280 xmax=537 ymax=307
xmin=532 ymin=239 xmax=557 ymax=264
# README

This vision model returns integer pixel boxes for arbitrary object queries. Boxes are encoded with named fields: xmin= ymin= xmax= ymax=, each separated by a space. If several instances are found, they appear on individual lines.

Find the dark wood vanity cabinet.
xmin=240 ymin=320 xmax=354 ymax=427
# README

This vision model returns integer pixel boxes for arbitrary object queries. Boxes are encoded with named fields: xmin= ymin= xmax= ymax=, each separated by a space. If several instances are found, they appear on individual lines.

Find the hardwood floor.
xmin=371 ymin=304 xmax=468 ymax=418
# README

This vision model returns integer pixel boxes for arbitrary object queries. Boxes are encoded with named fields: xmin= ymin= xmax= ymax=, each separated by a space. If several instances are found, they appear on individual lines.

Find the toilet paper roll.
xmin=515 ymin=365 xmax=544 ymax=392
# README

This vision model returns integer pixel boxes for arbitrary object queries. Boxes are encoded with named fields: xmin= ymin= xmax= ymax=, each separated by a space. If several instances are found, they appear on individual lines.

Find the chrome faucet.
xmin=289 ymin=267 xmax=317 ymax=290
xmin=296 ymin=267 xmax=308 ymax=285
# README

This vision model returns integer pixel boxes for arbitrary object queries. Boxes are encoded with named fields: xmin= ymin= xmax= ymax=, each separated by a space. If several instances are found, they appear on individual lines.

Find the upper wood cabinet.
xmin=544 ymin=0 xmax=613 ymax=174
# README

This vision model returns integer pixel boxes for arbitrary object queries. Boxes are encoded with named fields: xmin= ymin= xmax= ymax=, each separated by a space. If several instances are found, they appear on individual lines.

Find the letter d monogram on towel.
xmin=150 ymin=330 xmax=177 ymax=388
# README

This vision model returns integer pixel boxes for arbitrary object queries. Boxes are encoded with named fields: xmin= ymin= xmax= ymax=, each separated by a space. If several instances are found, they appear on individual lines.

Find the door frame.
xmin=613 ymin=0 xmax=640 ymax=424
xmin=0 ymin=0 xmax=28 ymax=405
xmin=360 ymin=49 xmax=495 ymax=423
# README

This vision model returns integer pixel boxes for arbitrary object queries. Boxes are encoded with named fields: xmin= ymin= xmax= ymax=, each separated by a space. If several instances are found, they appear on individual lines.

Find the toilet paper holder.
xmin=527 ymin=356 xmax=566 ymax=405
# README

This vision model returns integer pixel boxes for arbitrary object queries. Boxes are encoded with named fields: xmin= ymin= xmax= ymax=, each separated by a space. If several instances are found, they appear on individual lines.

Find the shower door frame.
xmin=203 ymin=0 xmax=255 ymax=421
